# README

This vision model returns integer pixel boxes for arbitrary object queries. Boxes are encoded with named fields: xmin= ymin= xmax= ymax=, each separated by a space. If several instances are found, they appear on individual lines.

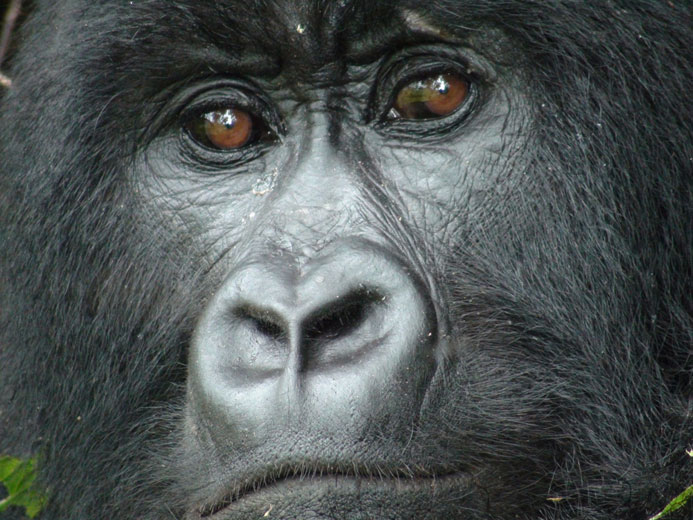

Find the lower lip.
xmin=191 ymin=472 xmax=476 ymax=520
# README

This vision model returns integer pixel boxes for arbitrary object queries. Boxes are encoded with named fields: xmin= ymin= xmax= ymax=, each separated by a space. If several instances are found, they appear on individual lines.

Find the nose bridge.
xmin=267 ymin=111 xmax=361 ymax=240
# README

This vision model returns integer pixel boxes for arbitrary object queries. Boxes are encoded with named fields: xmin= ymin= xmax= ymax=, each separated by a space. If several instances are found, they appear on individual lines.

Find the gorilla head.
xmin=0 ymin=1 xmax=691 ymax=519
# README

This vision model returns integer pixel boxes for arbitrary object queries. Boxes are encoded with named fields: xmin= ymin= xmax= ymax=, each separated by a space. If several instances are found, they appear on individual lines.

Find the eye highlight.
xmin=185 ymin=108 xmax=255 ymax=150
xmin=390 ymin=73 xmax=469 ymax=120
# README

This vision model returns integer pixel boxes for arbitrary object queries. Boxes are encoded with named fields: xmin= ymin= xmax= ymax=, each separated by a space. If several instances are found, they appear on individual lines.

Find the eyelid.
xmin=372 ymin=66 xmax=478 ymax=132
xmin=182 ymin=93 xmax=261 ymax=129
xmin=370 ymin=45 xmax=485 ymax=125
xmin=176 ymin=77 xmax=283 ymax=129
xmin=179 ymin=85 xmax=284 ymax=154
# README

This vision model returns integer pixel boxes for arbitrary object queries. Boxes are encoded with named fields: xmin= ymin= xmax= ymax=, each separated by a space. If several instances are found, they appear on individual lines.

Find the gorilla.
xmin=0 ymin=1 xmax=691 ymax=519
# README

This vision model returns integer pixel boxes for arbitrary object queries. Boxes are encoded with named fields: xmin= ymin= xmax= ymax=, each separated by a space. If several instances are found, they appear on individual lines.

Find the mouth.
xmin=194 ymin=464 xmax=472 ymax=519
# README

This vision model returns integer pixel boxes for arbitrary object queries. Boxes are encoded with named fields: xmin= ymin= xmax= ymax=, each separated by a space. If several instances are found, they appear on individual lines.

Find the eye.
xmin=389 ymin=73 xmax=469 ymax=120
xmin=185 ymin=107 xmax=259 ymax=150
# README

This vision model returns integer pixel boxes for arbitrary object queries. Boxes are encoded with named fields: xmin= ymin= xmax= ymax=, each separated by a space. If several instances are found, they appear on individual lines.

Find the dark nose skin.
xmin=228 ymin=273 xmax=388 ymax=375
xmin=187 ymin=239 xmax=438 ymax=453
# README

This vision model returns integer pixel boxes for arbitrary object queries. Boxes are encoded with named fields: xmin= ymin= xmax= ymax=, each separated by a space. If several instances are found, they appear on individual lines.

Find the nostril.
xmin=234 ymin=306 xmax=286 ymax=342
xmin=304 ymin=289 xmax=383 ymax=343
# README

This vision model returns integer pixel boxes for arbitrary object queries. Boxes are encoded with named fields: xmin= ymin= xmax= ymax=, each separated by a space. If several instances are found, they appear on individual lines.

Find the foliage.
xmin=649 ymin=449 xmax=693 ymax=520
xmin=648 ymin=484 xmax=693 ymax=520
xmin=650 ymin=485 xmax=693 ymax=520
xmin=0 ymin=456 xmax=46 ymax=518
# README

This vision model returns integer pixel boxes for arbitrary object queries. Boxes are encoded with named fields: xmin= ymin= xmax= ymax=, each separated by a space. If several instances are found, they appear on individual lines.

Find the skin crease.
xmin=0 ymin=1 xmax=691 ymax=520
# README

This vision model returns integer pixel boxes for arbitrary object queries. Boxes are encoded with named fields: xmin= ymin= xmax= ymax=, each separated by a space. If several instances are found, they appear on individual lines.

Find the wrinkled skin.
xmin=0 ymin=1 xmax=691 ymax=519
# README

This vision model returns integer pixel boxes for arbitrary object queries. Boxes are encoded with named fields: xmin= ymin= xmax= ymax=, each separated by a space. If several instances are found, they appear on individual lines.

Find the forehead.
xmin=46 ymin=0 xmax=479 ymax=94
xmin=79 ymin=0 xmax=457 ymax=79
xmin=83 ymin=0 xmax=450 ymax=60
xmin=211 ymin=0 xmax=407 ymax=66
xmin=186 ymin=0 xmax=423 ymax=62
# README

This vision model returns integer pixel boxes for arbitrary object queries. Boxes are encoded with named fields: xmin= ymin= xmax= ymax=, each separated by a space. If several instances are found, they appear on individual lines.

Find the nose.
xmin=230 ymin=279 xmax=387 ymax=375
xmin=197 ymin=241 xmax=433 ymax=378
xmin=188 ymin=239 xmax=437 ymax=446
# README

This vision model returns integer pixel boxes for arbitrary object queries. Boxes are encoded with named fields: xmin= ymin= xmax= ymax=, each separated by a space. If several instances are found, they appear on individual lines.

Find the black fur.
xmin=0 ymin=1 xmax=691 ymax=519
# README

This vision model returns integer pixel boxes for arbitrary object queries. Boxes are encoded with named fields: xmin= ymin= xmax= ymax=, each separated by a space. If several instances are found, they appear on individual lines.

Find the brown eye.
xmin=187 ymin=108 xmax=254 ymax=150
xmin=391 ymin=73 xmax=469 ymax=120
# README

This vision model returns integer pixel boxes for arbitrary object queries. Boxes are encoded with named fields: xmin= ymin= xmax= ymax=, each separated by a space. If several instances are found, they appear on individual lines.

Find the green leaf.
xmin=0 ymin=455 xmax=47 ymax=518
xmin=649 ymin=484 xmax=693 ymax=520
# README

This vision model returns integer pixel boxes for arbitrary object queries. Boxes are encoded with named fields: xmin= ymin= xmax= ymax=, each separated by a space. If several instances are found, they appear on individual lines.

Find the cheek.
xmin=134 ymin=156 xmax=269 ymax=255
xmin=371 ymin=96 xmax=524 ymax=236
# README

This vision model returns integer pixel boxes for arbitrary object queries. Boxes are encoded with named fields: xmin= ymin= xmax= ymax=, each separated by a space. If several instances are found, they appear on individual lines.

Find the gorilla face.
xmin=140 ymin=13 xmax=539 ymax=519
xmin=0 ymin=1 xmax=690 ymax=520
